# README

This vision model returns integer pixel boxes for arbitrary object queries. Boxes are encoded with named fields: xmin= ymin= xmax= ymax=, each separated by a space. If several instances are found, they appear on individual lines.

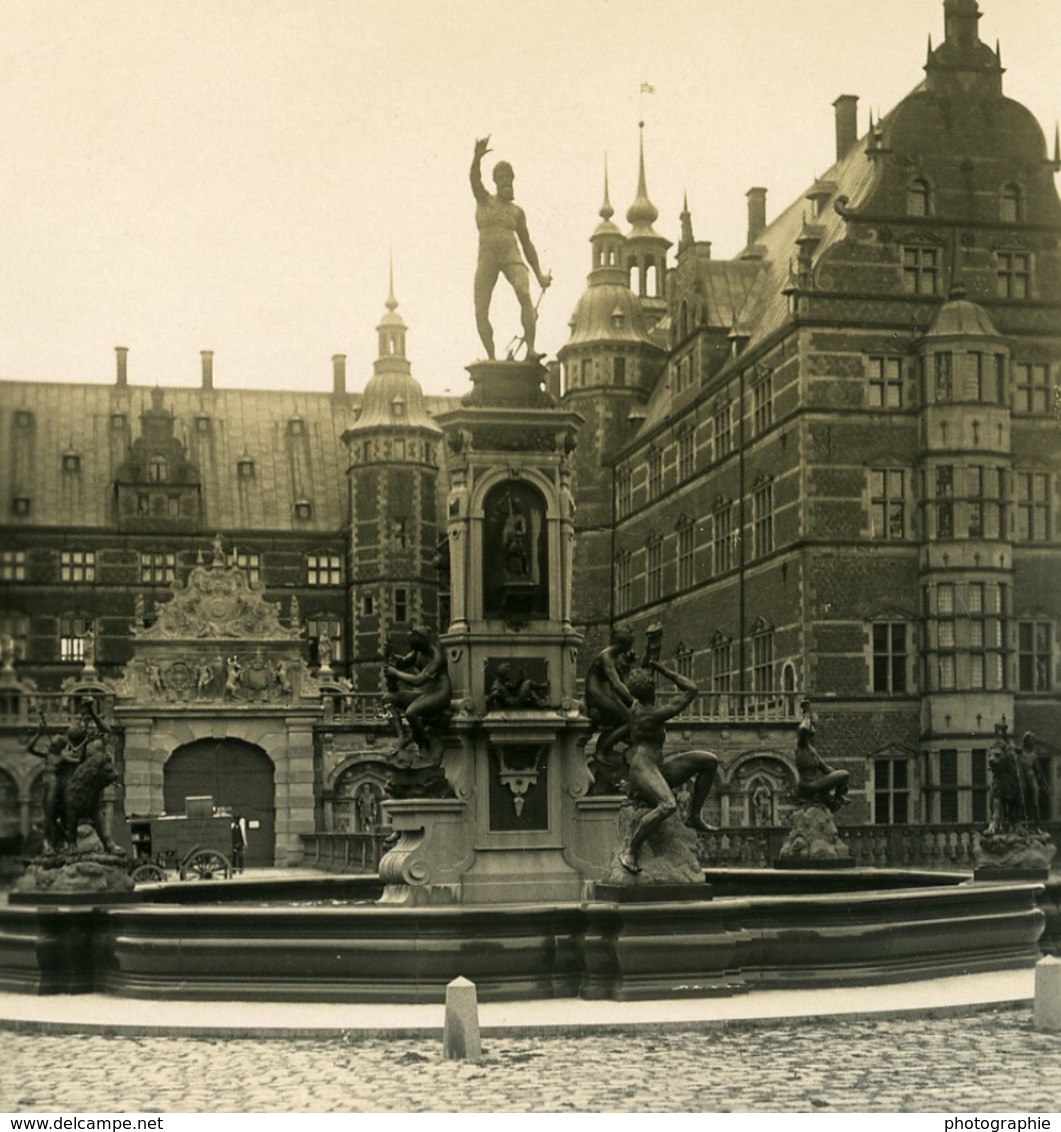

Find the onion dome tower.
xmin=624 ymin=125 xmax=671 ymax=333
xmin=342 ymin=269 xmax=442 ymax=689
xmin=559 ymin=162 xmax=665 ymax=658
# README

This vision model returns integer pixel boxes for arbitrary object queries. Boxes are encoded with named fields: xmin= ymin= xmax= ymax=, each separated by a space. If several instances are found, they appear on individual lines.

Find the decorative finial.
xmin=600 ymin=154 xmax=614 ymax=221
xmin=386 ymin=252 xmax=398 ymax=312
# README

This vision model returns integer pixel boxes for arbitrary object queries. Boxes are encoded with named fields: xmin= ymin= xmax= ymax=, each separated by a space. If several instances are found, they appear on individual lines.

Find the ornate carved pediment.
xmin=137 ymin=560 xmax=298 ymax=641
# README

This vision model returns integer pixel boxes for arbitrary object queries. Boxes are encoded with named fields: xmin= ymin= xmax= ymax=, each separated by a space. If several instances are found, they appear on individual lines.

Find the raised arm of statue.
xmin=645 ymin=660 xmax=698 ymax=721
xmin=470 ymin=136 xmax=491 ymax=204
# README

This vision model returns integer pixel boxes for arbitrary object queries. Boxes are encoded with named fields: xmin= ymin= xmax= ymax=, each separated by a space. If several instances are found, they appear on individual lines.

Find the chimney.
xmin=115 ymin=346 xmax=128 ymax=387
xmin=833 ymin=95 xmax=859 ymax=161
xmin=746 ymin=187 xmax=767 ymax=246
xmin=200 ymin=350 xmax=214 ymax=390
xmin=332 ymin=353 xmax=347 ymax=395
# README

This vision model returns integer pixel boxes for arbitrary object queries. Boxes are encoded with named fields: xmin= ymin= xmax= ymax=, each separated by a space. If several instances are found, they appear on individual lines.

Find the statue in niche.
xmin=502 ymin=496 xmax=530 ymax=578
xmin=355 ymin=784 xmax=381 ymax=832
xmin=470 ymin=135 xmax=551 ymax=361
xmin=751 ymin=782 xmax=774 ymax=827
xmin=793 ymin=698 xmax=850 ymax=812
xmin=146 ymin=662 xmax=165 ymax=697
xmin=616 ymin=662 xmax=720 ymax=875
xmin=486 ymin=661 xmax=549 ymax=711
xmin=382 ymin=624 xmax=453 ymax=768
xmin=483 ymin=481 xmax=547 ymax=622
xmin=274 ymin=660 xmax=292 ymax=697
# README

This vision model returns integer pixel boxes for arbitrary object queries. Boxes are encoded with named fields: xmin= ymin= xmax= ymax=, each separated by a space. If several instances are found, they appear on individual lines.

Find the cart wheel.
xmin=181 ymin=850 xmax=232 ymax=881
xmin=131 ymin=863 xmax=168 ymax=884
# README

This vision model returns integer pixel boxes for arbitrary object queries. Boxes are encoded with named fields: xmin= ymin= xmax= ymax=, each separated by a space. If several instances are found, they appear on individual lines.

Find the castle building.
xmin=0 ymin=0 xmax=1057 ymax=859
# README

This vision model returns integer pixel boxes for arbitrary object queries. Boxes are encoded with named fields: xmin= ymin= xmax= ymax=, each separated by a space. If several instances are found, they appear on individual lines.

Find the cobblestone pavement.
xmin=2 ymin=1009 xmax=1060 ymax=1113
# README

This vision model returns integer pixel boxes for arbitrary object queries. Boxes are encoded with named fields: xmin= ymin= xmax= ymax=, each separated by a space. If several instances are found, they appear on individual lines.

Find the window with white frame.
xmin=306 ymin=617 xmax=343 ymax=663
xmin=932 ymin=748 xmax=989 ymax=825
xmin=752 ymin=630 xmax=774 ymax=699
xmin=753 ymin=375 xmax=773 ymax=435
xmin=646 ymin=537 xmax=663 ymax=602
xmin=713 ymin=502 xmax=734 ymax=574
xmin=60 ymin=550 xmax=95 ymax=584
xmin=996 ymin=250 xmax=1031 ymax=299
xmin=59 ymin=616 xmax=93 ymax=663
xmin=714 ymin=403 xmax=732 ymax=459
xmin=1016 ymin=471 xmax=1050 ymax=542
xmin=307 ymin=554 xmax=342 ymax=586
xmin=393 ymin=587 xmax=409 ymax=624
xmin=615 ymin=551 xmax=632 ymax=614
xmin=711 ymin=635 xmax=733 ymax=696
xmin=902 ymin=245 xmax=940 ymax=295
xmin=873 ymin=756 xmax=912 ymax=824
xmin=0 ymin=612 xmax=28 ymax=659
xmin=648 ymin=450 xmax=663 ymax=498
xmin=872 ymin=622 xmax=909 ymax=693
xmin=870 ymin=470 xmax=906 ymax=540
xmin=676 ymin=522 xmax=695 ymax=590
xmin=1018 ymin=621 xmax=1052 ymax=692
xmin=753 ymin=480 xmax=773 ymax=558
xmin=677 ymin=430 xmax=695 ymax=481
xmin=616 ymin=467 xmax=632 ymax=518
xmin=235 ymin=551 xmax=261 ymax=585
xmin=868 ymin=356 xmax=903 ymax=408
xmin=0 ymin=551 xmax=26 ymax=582
xmin=1014 ymin=363 xmax=1051 ymax=414
xmin=139 ymin=551 xmax=176 ymax=585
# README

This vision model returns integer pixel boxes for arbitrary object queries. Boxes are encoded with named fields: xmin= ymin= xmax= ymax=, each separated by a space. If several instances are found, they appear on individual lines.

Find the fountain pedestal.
xmin=377 ymin=359 xmax=618 ymax=905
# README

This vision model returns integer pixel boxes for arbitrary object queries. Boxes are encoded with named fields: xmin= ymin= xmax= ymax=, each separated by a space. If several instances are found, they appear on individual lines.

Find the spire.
xmin=1053 ymin=123 xmax=1061 ymax=172
xmin=375 ymin=260 xmax=409 ymax=371
xmin=626 ymin=122 xmax=660 ymax=234
xmin=386 ymin=252 xmax=398 ymax=313
xmin=679 ymin=190 xmax=694 ymax=252
xmin=600 ymin=155 xmax=614 ymax=222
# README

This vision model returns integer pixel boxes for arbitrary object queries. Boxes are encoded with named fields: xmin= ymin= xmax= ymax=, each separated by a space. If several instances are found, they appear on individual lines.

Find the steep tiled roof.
xmin=0 ymin=381 xmax=457 ymax=532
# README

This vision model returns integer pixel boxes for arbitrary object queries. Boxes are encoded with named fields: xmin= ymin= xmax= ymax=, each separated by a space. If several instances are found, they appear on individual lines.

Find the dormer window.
xmin=62 ymin=453 xmax=81 ymax=474
xmin=391 ymin=396 xmax=406 ymax=418
xmin=294 ymin=499 xmax=313 ymax=520
xmin=12 ymin=496 xmax=30 ymax=517
xmin=14 ymin=410 xmax=33 ymax=429
xmin=147 ymin=455 xmax=168 ymax=483
xmin=237 ymin=456 xmax=255 ymax=479
xmin=195 ymin=416 xmax=212 ymax=434
xmin=906 ymin=179 xmax=931 ymax=217
xmin=288 ymin=417 xmax=305 ymax=436
xmin=111 ymin=413 xmax=126 ymax=431
xmin=1000 ymin=183 xmax=1022 ymax=224
xmin=611 ymin=307 xmax=625 ymax=330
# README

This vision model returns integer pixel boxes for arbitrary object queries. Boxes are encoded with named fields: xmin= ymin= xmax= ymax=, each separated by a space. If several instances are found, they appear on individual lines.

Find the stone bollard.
xmin=1033 ymin=954 xmax=1061 ymax=1031
xmin=443 ymin=976 xmax=482 ymax=1061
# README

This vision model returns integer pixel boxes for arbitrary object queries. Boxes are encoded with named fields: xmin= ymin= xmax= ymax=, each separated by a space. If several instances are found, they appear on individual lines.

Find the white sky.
xmin=0 ymin=0 xmax=1057 ymax=397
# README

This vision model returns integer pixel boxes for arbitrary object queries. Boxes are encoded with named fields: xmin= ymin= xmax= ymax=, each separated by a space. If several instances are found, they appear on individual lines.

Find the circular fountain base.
xmin=1 ymin=870 xmax=1054 ymax=1003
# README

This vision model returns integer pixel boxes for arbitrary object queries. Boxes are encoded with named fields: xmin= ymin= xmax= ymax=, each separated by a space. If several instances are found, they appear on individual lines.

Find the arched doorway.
xmin=165 ymin=739 xmax=276 ymax=867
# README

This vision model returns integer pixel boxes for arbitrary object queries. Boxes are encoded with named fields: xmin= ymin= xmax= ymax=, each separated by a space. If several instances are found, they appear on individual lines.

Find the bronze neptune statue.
xmin=470 ymin=136 xmax=551 ymax=360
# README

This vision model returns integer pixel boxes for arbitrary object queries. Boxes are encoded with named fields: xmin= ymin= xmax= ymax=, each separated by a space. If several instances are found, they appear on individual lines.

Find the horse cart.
xmin=127 ymin=801 xmax=234 ymax=882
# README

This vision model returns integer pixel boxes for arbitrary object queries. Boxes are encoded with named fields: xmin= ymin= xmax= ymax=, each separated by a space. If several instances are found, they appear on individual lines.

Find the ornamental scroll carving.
xmin=135 ymin=560 xmax=298 ymax=641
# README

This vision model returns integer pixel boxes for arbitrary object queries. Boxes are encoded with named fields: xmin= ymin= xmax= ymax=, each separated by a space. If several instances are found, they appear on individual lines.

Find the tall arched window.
xmin=906 ymin=179 xmax=931 ymax=217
